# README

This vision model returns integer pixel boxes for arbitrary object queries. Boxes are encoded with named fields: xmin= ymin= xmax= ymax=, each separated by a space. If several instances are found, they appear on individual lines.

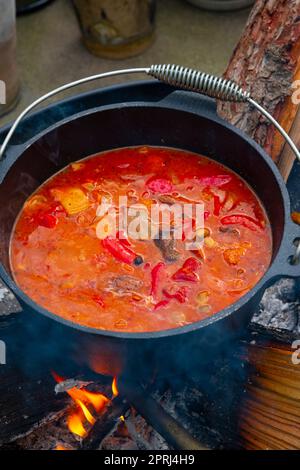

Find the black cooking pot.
xmin=0 ymin=82 xmax=299 ymax=378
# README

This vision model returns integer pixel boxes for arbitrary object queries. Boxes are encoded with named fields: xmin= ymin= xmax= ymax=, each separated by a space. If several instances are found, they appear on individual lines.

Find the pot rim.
xmin=0 ymin=98 xmax=292 ymax=341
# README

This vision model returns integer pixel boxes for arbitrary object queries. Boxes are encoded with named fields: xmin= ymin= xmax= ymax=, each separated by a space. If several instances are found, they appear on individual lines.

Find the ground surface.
xmin=1 ymin=0 xmax=249 ymax=126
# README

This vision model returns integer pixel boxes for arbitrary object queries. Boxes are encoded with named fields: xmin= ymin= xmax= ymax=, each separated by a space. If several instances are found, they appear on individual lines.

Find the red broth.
xmin=10 ymin=147 xmax=272 ymax=332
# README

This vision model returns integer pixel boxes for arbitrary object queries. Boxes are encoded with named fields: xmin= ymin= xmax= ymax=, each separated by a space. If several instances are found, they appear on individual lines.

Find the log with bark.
xmin=218 ymin=0 xmax=300 ymax=181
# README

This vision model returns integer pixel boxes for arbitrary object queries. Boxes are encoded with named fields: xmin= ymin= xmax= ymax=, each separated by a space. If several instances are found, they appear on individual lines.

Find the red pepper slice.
xmin=102 ymin=236 xmax=142 ymax=265
xmin=116 ymin=230 xmax=131 ymax=247
xmin=35 ymin=203 xmax=66 ymax=229
xmin=36 ymin=212 xmax=58 ymax=229
xmin=197 ymin=175 xmax=232 ymax=187
xmin=221 ymin=214 xmax=261 ymax=231
xmin=92 ymin=294 xmax=105 ymax=308
xmin=147 ymin=178 xmax=173 ymax=194
xmin=153 ymin=299 xmax=170 ymax=311
xmin=150 ymin=262 xmax=165 ymax=297
xmin=162 ymin=286 xmax=188 ymax=304
xmin=181 ymin=217 xmax=196 ymax=241
xmin=172 ymin=257 xmax=200 ymax=282
xmin=213 ymin=195 xmax=222 ymax=216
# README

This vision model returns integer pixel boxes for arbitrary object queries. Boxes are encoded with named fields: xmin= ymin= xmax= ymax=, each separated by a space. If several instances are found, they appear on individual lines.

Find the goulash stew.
xmin=10 ymin=147 xmax=272 ymax=332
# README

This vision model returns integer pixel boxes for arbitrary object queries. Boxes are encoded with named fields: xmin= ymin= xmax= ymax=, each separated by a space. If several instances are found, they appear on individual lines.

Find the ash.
xmin=251 ymin=278 xmax=300 ymax=336
xmin=0 ymin=281 xmax=21 ymax=317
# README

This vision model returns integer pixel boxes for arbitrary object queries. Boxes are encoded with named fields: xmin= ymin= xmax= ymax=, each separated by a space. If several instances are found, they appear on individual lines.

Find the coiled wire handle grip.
xmin=1 ymin=63 xmax=300 ymax=164
xmin=148 ymin=64 xmax=250 ymax=102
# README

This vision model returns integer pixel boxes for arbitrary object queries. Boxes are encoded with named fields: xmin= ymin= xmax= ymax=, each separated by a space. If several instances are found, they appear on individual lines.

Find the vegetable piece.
xmin=92 ymin=294 xmax=105 ymax=308
xmin=116 ymin=230 xmax=131 ymax=247
xmin=182 ymin=214 xmax=209 ymax=241
xmin=204 ymin=236 xmax=217 ymax=248
xmin=35 ymin=203 xmax=65 ymax=229
xmin=114 ymin=319 xmax=128 ymax=329
xmin=172 ymin=257 xmax=201 ymax=282
xmin=196 ymin=227 xmax=210 ymax=239
xmin=147 ymin=178 xmax=173 ymax=194
xmin=196 ymin=290 xmax=209 ymax=305
xmin=291 ymin=212 xmax=300 ymax=225
xmin=150 ymin=262 xmax=165 ymax=297
xmin=190 ymin=247 xmax=205 ymax=261
xmin=221 ymin=214 xmax=261 ymax=231
xmin=71 ymin=162 xmax=85 ymax=171
xmin=36 ymin=212 xmax=58 ymax=229
xmin=24 ymin=195 xmax=48 ymax=211
xmin=213 ymin=194 xmax=222 ymax=216
xmin=102 ymin=236 xmax=142 ymax=266
xmin=162 ymin=286 xmax=188 ymax=304
xmin=197 ymin=175 xmax=232 ymax=187
xmin=222 ymin=192 xmax=238 ymax=212
xmin=153 ymin=299 xmax=170 ymax=311
xmin=51 ymin=187 xmax=89 ymax=215
xmin=198 ymin=305 xmax=212 ymax=314
xmin=181 ymin=217 xmax=196 ymax=242
xmin=223 ymin=246 xmax=248 ymax=266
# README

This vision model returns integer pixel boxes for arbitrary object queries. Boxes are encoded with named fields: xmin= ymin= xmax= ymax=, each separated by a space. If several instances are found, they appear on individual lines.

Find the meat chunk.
xmin=158 ymin=195 xmax=178 ymax=205
xmin=108 ymin=275 xmax=143 ymax=294
xmin=154 ymin=230 xmax=180 ymax=262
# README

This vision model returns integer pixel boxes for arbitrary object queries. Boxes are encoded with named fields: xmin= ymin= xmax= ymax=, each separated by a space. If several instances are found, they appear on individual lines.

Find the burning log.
xmin=218 ymin=0 xmax=300 ymax=181
xmin=81 ymin=395 xmax=129 ymax=450
xmin=118 ymin=377 xmax=208 ymax=451
xmin=53 ymin=372 xmax=124 ymax=446
xmin=238 ymin=339 xmax=300 ymax=450
xmin=52 ymin=374 xmax=208 ymax=450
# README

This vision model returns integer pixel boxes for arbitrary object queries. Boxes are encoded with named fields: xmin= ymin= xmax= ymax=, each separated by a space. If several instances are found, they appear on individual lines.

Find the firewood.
xmin=238 ymin=340 xmax=300 ymax=449
xmin=81 ymin=395 xmax=129 ymax=450
xmin=218 ymin=0 xmax=300 ymax=180
xmin=278 ymin=107 xmax=300 ymax=180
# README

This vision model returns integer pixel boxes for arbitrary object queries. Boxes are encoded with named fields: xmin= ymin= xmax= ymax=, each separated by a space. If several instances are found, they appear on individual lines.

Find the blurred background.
xmin=0 ymin=0 xmax=253 ymax=126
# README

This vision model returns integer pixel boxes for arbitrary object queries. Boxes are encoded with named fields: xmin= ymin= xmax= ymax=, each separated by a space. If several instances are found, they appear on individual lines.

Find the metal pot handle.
xmin=265 ymin=220 xmax=300 ymax=281
xmin=282 ymin=220 xmax=300 ymax=275
xmin=1 ymin=64 xmax=300 ymax=164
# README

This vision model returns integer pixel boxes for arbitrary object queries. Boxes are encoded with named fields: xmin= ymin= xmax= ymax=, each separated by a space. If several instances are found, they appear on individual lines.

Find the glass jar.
xmin=73 ymin=0 xmax=156 ymax=59
xmin=0 ymin=0 xmax=20 ymax=117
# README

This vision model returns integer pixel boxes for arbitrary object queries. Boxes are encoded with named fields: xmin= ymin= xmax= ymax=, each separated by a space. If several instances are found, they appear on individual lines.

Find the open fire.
xmin=52 ymin=373 xmax=118 ymax=443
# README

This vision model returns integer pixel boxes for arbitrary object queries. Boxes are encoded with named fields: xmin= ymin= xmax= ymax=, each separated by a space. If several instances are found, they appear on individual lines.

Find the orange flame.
xmin=53 ymin=372 xmax=110 ymax=438
xmin=112 ymin=377 xmax=119 ymax=397
xmin=55 ymin=444 xmax=69 ymax=451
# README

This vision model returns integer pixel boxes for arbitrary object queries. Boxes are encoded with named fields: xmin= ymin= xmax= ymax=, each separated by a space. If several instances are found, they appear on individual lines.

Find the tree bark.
xmin=218 ymin=0 xmax=300 ymax=175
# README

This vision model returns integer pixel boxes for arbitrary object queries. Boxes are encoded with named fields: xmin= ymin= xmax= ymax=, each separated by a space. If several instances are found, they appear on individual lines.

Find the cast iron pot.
xmin=0 ymin=82 xmax=299 ymax=378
